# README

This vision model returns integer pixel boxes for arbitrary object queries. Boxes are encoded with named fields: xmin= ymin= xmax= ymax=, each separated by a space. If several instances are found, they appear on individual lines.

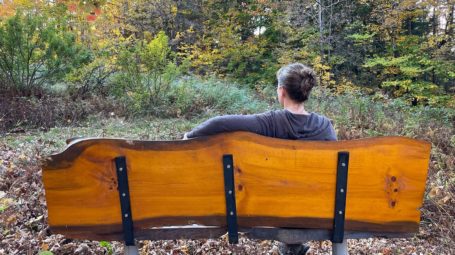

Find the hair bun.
xmin=299 ymin=67 xmax=316 ymax=92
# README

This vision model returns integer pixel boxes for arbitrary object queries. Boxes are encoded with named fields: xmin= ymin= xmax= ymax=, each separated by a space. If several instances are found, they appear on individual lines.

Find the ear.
xmin=278 ymin=86 xmax=287 ymax=99
xmin=277 ymin=86 xmax=286 ymax=106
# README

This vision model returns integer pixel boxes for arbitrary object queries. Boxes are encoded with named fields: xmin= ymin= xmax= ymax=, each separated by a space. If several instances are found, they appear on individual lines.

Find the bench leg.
xmin=124 ymin=245 xmax=139 ymax=255
xmin=332 ymin=239 xmax=348 ymax=255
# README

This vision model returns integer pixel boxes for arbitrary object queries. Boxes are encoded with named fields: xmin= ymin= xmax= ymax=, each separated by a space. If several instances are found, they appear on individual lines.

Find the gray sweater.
xmin=186 ymin=109 xmax=337 ymax=141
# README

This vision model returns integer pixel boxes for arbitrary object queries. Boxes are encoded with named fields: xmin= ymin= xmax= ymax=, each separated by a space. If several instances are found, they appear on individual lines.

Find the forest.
xmin=0 ymin=0 xmax=454 ymax=254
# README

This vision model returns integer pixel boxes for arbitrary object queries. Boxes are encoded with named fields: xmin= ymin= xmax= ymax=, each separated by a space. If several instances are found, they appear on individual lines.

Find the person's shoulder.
xmin=309 ymin=111 xmax=327 ymax=118
xmin=310 ymin=112 xmax=334 ymax=124
xmin=258 ymin=109 xmax=285 ymax=114
xmin=310 ymin=112 xmax=337 ymax=140
xmin=254 ymin=109 xmax=285 ymax=117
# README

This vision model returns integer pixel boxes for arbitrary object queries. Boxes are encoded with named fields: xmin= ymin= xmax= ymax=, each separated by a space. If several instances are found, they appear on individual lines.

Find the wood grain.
xmin=42 ymin=132 xmax=431 ymax=241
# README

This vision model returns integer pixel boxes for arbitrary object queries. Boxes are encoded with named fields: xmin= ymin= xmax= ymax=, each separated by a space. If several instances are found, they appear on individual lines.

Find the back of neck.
xmin=284 ymin=103 xmax=309 ymax=115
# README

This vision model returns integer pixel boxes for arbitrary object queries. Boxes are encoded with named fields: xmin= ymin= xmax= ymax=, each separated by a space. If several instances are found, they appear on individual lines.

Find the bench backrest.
xmin=42 ymin=132 xmax=431 ymax=244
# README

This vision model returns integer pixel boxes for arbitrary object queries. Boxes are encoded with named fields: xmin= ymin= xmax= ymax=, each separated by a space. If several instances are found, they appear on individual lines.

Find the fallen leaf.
xmin=438 ymin=195 xmax=451 ymax=204
xmin=26 ymin=215 xmax=44 ymax=226
xmin=428 ymin=186 xmax=443 ymax=198
xmin=40 ymin=243 xmax=49 ymax=251
xmin=0 ymin=197 xmax=15 ymax=210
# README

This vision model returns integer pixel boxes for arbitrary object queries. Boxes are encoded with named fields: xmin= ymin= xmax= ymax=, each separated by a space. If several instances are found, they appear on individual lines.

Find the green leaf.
xmin=99 ymin=241 xmax=113 ymax=254
xmin=346 ymin=32 xmax=375 ymax=43
xmin=38 ymin=251 xmax=53 ymax=255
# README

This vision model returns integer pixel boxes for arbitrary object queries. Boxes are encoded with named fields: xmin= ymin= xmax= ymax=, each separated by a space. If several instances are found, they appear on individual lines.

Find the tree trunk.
xmin=432 ymin=1 xmax=438 ymax=35
xmin=328 ymin=0 xmax=333 ymax=61
xmin=446 ymin=2 xmax=454 ymax=39
xmin=318 ymin=1 xmax=324 ymax=57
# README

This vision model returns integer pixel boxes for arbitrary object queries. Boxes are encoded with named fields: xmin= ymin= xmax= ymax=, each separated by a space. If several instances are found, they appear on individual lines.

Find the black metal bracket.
xmin=223 ymin=154 xmax=239 ymax=244
xmin=114 ymin=156 xmax=135 ymax=246
xmin=332 ymin=151 xmax=350 ymax=243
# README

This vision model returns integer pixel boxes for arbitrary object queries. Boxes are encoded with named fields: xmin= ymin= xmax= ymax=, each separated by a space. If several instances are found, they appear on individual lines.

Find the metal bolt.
xmin=340 ymin=188 xmax=344 ymax=193
xmin=228 ymin=190 xmax=232 ymax=195
xmin=119 ymin=167 xmax=123 ymax=172
xmin=124 ymin=213 xmax=129 ymax=218
xmin=338 ymin=211 xmax=343 ymax=215
xmin=341 ymin=163 xmax=346 ymax=167
xmin=230 ymin=211 xmax=234 ymax=216
xmin=227 ymin=164 xmax=231 ymax=169
xmin=122 ymin=193 xmax=126 ymax=197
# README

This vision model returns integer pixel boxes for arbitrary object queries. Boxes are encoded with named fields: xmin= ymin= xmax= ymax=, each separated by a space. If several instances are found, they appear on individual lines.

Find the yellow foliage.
xmin=171 ymin=5 xmax=178 ymax=16
xmin=312 ymin=56 xmax=333 ymax=87
xmin=335 ymin=78 xmax=367 ymax=95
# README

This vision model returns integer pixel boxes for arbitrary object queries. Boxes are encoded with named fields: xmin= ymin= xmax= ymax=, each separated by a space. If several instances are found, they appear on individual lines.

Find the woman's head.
xmin=276 ymin=63 xmax=317 ymax=104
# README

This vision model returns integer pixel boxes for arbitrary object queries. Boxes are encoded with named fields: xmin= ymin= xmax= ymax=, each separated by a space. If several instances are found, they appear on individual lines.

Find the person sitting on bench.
xmin=184 ymin=63 xmax=336 ymax=141
xmin=184 ymin=63 xmax=337 ymax=254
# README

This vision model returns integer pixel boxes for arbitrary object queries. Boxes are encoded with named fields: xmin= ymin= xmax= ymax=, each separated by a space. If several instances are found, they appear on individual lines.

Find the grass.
xmin=169 ymin=76 xmax=271 ymax=116
xmin=1 ymin=116 xmax=198 ymax=157
xmin=112 ymin=76 xmax=272 ymax=118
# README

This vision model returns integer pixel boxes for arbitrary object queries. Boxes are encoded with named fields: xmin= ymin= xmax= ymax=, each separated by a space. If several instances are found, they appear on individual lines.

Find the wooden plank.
xmin=42 ymin=132 xmax=431 ymax=241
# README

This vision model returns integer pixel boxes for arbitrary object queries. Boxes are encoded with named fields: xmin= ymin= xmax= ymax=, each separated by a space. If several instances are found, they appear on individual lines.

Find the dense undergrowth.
xmin=0 ymin=77 xmax=270 ymax=132
xmin=1 ymin=79 xmax=454 ymax=254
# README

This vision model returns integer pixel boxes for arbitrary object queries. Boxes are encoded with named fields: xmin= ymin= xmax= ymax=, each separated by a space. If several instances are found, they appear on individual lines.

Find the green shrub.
xmin=109 ymin=32 xmax=272 ymax=118
xmin=66 ymin=53 xmax=116 ymax=98
xmin=112 ymin=31 xmax=181 ymax=112
xmin=0 ymin=11 xmax=90 ymax=96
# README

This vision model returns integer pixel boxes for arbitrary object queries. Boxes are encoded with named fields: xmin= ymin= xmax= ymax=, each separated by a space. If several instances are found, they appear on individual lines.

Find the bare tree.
xmin=315 ymin=0 xmax=344 ymax=60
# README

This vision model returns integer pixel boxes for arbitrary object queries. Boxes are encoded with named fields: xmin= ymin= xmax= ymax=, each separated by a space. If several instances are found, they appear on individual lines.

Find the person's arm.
xmin=185 ymin=113 xmax=273 ymax=139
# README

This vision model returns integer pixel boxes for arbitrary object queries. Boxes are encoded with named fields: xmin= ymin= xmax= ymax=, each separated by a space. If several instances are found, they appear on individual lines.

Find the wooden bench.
xmin=42 ymin=132 xmax=431 ymax=255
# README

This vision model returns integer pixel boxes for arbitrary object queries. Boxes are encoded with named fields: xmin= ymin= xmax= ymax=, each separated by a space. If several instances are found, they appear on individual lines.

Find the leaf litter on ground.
xmin=0 ymin=116 xmax=454 ymax=254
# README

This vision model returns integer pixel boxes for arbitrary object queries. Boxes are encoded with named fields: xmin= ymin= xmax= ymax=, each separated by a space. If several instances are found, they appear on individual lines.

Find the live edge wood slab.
xmin=42 ymin=132 xmax=431 ymax=242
